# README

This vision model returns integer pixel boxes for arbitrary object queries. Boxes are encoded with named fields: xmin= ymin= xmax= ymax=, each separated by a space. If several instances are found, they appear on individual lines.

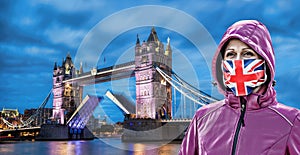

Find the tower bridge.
xmin=51 ymin=27 xmax=218 ymax=125
xmin=1 ymin=27 xmax=219 ymax=141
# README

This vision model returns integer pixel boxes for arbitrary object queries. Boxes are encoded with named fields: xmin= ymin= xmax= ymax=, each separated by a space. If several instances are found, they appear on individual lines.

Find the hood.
xmin=212 ymin=20 xmax=275 ymax=95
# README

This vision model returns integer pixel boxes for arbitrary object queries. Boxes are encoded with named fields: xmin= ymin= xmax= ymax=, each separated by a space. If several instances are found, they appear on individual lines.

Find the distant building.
xmin=0 ymin=108 xmax=22 ymax=129
xmin=23 ymin=108 xmax=53 ymax=126
xmin=1 ymin=108 xmax=20 ymax=118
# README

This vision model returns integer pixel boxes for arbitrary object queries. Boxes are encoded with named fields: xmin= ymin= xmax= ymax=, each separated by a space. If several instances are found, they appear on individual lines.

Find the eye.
xmin=242 ymin=50 xmax=255 ymax=58
xmin=224 ymin=51 xmax=236 ymax=59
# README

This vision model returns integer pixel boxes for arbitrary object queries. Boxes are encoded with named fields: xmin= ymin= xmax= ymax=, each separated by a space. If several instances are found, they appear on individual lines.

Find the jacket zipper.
xmin=231 ymin=97 xmax=246 ymax=155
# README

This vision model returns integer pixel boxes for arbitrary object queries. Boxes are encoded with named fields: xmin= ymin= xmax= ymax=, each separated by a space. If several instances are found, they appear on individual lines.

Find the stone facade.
xmin=135 ymin=27 xmax=172 ymax=119
xmin=52 ymin=53 xmax=83 ymax=124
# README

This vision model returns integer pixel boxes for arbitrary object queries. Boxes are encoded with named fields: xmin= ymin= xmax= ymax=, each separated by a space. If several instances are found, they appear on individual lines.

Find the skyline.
xmin=1 ymin=0 xmax=300 ymax=122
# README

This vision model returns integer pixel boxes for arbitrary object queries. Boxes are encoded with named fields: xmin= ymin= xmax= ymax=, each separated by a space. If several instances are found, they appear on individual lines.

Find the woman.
xmin=179 ymin=20 xmax=300 ymax=155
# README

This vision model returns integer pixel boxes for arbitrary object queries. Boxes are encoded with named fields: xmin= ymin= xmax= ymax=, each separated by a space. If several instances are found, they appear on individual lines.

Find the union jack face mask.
xmin=222 ymin=59 xmax=267 ymax=96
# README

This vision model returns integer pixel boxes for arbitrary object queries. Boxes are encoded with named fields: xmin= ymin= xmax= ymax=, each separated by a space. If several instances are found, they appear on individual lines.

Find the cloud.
xmin=44 ymin=25 xmax=87 ymax=49
xmin=25 ymin=46 xmax=56 ymax=55
xmin=32 ymin=0 xmax=107 ymax=13
xmin=34 ymin=3 xmax=92 ymax=28
xmin=276 ymin=67 xmax=300 ymax=107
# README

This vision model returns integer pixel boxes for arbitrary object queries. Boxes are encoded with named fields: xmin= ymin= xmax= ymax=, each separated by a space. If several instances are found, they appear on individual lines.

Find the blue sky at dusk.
xmin=1 ymin=0 xmax=300 ymax=123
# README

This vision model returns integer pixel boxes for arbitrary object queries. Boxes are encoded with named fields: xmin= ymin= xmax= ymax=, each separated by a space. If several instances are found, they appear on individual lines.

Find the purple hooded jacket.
xmin=179 ymin=20 xmax=300 ymax=155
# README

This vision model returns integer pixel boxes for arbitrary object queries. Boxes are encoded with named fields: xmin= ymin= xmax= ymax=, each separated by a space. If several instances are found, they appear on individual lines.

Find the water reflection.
xmin=0 ymin=139 xmax=181 ymax=155
xmin=48 ymin=141 xmax=86 ymax=155
xmin=131 ymin=143 xmax=180 ymax=155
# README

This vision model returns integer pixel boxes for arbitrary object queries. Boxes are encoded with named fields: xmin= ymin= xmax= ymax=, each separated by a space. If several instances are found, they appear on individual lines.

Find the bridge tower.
xmin=52 ymin=53 xmax=83 ymax=124
xmin=135 ymin=27 xmax=172 ymax=119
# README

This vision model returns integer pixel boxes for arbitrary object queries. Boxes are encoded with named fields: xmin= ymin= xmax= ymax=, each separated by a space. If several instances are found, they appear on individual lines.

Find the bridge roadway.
xmin=63 ymin=61 xmax=135 ymax=85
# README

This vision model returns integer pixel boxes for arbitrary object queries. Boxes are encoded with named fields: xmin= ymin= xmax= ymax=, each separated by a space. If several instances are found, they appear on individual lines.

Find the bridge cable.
xmin=156 ymin=67 xmax=219 ymax=106
xmin=156 ymin=67 xmax=207 ymax=106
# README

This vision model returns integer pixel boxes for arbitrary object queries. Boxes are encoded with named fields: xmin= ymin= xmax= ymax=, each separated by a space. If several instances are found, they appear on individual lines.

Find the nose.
xmin=236 ymin=53 xmax=242 ymax=60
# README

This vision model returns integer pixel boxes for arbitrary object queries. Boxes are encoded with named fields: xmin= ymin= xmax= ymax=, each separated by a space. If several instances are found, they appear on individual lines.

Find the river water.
xmin=0 ymin=138 xmax=181 ymax=155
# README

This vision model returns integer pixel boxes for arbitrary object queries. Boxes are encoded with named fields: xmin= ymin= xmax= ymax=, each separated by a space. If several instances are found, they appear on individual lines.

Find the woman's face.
xmin=223 ymin=39 xmax=266 ymax=94
xmin=224 ymin=39 xmax=260 ymax=60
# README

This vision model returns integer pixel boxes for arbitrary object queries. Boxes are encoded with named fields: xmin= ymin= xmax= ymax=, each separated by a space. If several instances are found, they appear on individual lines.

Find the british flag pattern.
xmin=223 ymin=59 xmax=267 ymax=96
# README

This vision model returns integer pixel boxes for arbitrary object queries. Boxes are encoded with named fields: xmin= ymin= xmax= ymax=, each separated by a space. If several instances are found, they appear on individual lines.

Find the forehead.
xmin=226 ymin=39 xmax=250 ymax=49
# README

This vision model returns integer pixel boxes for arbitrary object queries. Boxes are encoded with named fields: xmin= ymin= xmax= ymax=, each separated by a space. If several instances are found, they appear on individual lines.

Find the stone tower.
xmin=52 ymin=53 xmax=83 ymax=124
xmin=135 ymin=27 xmax=172 ymax=119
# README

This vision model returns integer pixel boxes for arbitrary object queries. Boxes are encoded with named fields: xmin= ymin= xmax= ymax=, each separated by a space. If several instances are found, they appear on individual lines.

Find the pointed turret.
xmin=79 ymin=62 xmax=83 ymax=74
xmin=53 ymin=62 xmax=58 ymax=76
xmin=135 ymin=34 xmax=142 ymax=55
xmin=65 ymin=52 xmax=72 ymax=63
xmin=66 ymin=52 xmax=71 ymax=59
xmin=63 ymin=52 xmax=74 ymax=76
xmin=166 ymin=37 xmax=171 ymax=51
xmin=136 ymin=34 xmax=140 ymax=45
xmin=165 ymin=37 xmax=172 ymax=56
xmin=53 ymin=62 xmax=57 ymax=70
xmin=64 ymin=52 xmax=74 ymax=67
xmin=147 ymin=27 xmax=159 ymax=42
xmin=62 ymin=57 xmax=65 ymax=67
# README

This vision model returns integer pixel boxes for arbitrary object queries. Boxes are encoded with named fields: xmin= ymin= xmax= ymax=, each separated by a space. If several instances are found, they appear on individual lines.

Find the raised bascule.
xmin=0 ymin=27 xmax=218 ymax=141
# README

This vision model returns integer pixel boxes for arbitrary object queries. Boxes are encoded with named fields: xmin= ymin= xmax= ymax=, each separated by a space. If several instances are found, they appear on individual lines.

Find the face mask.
xmin=222 ymin=59 xmax=267 ymax=96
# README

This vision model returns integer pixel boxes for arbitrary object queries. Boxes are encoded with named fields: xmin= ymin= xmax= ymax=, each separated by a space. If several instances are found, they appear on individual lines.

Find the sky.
xmin=1 ymin=0 xmax=300 ymax=123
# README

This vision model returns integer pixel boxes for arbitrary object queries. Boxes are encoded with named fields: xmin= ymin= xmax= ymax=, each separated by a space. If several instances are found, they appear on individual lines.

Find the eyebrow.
xmin=225 ymin=48 xmax=234 ymax=51
xmin=242 ymin=48 xmax=254 ymax=51
xmin=225 ymin=47 xmax=254 ymax=51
